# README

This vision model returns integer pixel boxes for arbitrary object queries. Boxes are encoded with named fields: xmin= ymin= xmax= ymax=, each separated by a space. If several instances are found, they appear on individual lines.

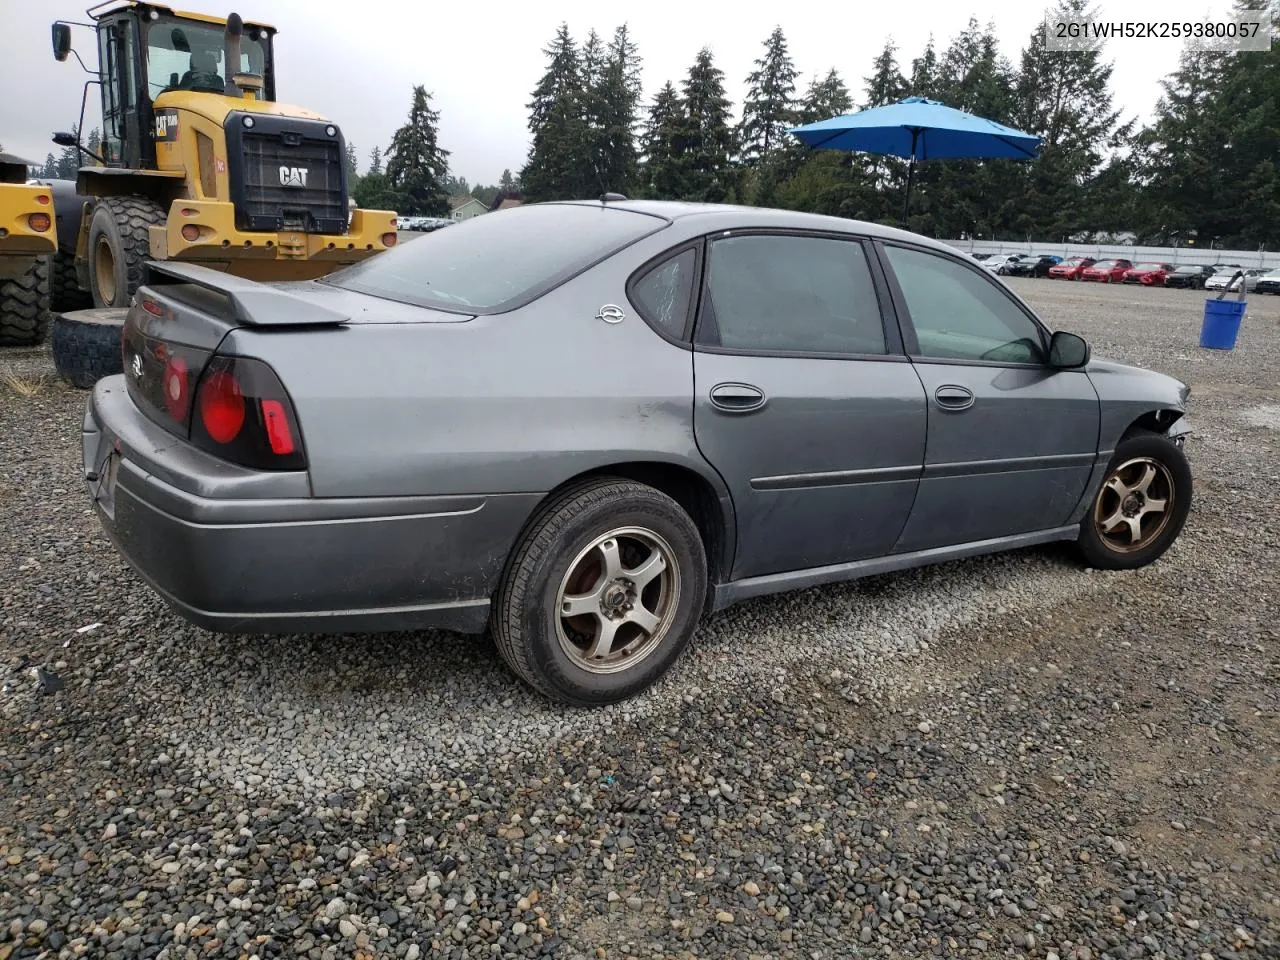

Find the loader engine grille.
xmin=224 ymin=112 xmax=349 ymax=235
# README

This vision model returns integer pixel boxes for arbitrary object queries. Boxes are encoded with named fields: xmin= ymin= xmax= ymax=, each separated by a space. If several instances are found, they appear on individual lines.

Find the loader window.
xmin=144 ymin=19 xmax=270 ymax=99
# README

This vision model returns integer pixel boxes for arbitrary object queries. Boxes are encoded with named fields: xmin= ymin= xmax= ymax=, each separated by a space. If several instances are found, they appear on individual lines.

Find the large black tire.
xmin=1075 ymin=430 xmax=1192 ymax=571
xmin=0 ymin=256 xmax=52 ymax=347
xmin=86 ymin=196 xmax=166 ymax=309
xmin=50 ymin=248 xmax=92 ymax=313
xmin=51 ymin=309 xmax=125 ymax=389
xmin=493 ymin=478 xmax=708 ymax=706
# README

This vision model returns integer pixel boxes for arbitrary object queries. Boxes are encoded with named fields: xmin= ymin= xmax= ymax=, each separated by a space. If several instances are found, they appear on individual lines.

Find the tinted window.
xmin=883 ymin=245 xmax=1045 ymax=365
xmin=631 ymin=248 xmax=697 ymax=339
xmin=702 ymin=234 xmax=886 ymax=355
xmin=323 ymin=204 xmax=667 ymax=313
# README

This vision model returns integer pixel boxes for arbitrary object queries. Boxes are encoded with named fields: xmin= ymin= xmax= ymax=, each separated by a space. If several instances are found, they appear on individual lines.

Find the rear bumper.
xmin=82 ymin=377 xmax=540 ymax=635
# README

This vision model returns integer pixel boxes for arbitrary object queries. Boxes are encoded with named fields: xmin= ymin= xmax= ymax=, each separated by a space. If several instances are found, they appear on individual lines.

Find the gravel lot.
xmin=2 ymin=279 xmax=1277 ymax=959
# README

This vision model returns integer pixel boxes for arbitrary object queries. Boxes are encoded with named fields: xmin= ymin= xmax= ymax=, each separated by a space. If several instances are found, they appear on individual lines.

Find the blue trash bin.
xmin=1200 ymin=298 xmax=1245 ymax=350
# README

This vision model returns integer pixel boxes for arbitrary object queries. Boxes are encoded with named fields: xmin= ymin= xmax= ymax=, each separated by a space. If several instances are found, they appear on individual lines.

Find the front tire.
xmin=1076 ymin=431 xmax=1192 ymax=570
xmin=86 ymin=196 xmax=166 ymax=309
xmin=493 ymin=478 xmax=708 ymax=706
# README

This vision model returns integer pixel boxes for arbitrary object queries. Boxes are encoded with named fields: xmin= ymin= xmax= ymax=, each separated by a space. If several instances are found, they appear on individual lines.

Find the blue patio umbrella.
xmin=789 ymin=96 xmax=1042 ymax=225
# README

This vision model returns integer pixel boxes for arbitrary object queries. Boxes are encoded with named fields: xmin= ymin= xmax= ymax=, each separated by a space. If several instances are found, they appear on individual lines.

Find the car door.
xmin=875 ymin=241 xmax=1100 ymax=554
xmin=689 ymin=230 xmax=928 ymax=580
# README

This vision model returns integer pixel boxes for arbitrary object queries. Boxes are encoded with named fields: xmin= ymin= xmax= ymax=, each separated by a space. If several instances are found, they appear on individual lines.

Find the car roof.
xmin=552 ymin=199 xmax=963 ymax=257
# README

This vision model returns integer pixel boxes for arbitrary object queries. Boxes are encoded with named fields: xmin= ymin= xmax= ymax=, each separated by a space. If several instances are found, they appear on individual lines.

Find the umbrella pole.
xmin=901 ymin=157 xmax=915 ymax=228
xmin=901 ymin=129 xmax=919 ymax=229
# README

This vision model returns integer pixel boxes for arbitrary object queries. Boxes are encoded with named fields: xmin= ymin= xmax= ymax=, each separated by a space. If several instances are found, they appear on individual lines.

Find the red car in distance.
xmin=1080 ymin=258 xmax=1134 ymax=282
xmin=1122 ymin=262 xmax=1176 ymax=286
xmin=1048 ymin=256 xmax=1095 ymax=280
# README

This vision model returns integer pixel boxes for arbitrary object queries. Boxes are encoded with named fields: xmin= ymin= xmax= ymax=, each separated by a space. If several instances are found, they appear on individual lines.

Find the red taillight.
xmin=198 ymin=369 xmax=246 ymax=443
xmin=142 ymin=298 xmax=164 ymax=317
xmin=181 ymin=224 xmax=200 ymax=242
xmin=260 ymin=399 xmax=295 ymax=454
xmin=189 ymin=356 xmax=306 ymax=470
xmin=28 ymin=213 xmax=51 ymax=232
xmin=36 ymin=194 xmax=50 ymax=205
xmin=381 ymin=231 xmax=397 ymax=247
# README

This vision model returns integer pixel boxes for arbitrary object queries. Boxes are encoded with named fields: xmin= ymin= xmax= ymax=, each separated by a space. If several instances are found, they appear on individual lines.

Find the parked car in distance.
xmin=1204 ymin=267 xmax=1264 ymax=293
xmin=1121 ymin=262 xmax=1176 ymax=286
xmin=1253 ymin=268 xmax=1280 ymax=294
xmin=1048 ymin=256 xmax=1096 ymax=280
xmin=396 ymin=216 xmax=414 ymax=231
xmin=969 ymin=252 xmax=992 ymax=261
xmin=1080 ymin=259 xmax=1134 ymax=282
xmin=1005 ymin=254 xmax=1062 ymax=278
xmin=83 ymin=200 xmax=1195 ymax=706
xmin=1163 ymin=264 xmax=1215 ymax=289
xmin=981 ymin=253 xmax=1023 ymax=275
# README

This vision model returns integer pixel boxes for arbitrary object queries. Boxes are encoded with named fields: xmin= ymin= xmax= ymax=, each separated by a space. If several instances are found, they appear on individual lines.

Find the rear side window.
xmin=700 ymin=234 xmax=887 ymax=355
xmin=629 ymin=248 xmax=697 ymax=339
xmin=323 ymin=203 xmax=668 ymax=314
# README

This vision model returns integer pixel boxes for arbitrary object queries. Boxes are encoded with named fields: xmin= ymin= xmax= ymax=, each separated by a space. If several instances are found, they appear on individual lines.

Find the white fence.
xmin=940 ymin=238 xmax=1280 ymax=271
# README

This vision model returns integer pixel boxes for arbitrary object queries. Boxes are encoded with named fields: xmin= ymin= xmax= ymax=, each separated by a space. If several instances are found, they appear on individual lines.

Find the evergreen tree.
xmin=639 ymin=81 xmax=685 ymax=199
xmin=41 ymin=154 xmax=58 ymax=179
xmin=353 ymin=171 xmax=400 ymax=212
xmin=368 ymin=146 xmax=383 ymax=176
xmin=595 ymin=24 xmax=643 ymax=195
xmin=797 ymin=68 xmax=853 ymax=124
xmin=909 ymin=37 xmax=939 ymax=97
xmin=55 ymin=124 xmax=80 ymax=179
xmin=499 ymin=168 xmax=518 ymax=191
xmin=344 ymin=140 xmax=359 ymax=181
xmin=863 ymin=39 xmax=907 ymax=108
xmin=737 ymin=27 xmax=799 ymax=165
xmin=1008 ymin=0 xmax=1125 ymax=237
xmin=86 ymin=127 xmax=102 ymax=164
xmin=521 ymin=23 xmax=592 ymax=201
xmin=673 ymin=48 xmax=736 ymax=203
xmin=385 ymin=85 xmax=450 ymax=216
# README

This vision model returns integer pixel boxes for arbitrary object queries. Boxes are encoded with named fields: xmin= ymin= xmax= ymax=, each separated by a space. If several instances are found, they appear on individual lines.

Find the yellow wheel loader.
xmin=50 ymin=2 xmax=398 ymax=311
xmin=0 ymin=154 xmax=56 ymax=346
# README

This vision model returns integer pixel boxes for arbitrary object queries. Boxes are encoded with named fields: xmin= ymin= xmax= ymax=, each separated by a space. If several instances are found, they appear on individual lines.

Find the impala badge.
xmin=596 ymin=304 xmax=625 ymax=324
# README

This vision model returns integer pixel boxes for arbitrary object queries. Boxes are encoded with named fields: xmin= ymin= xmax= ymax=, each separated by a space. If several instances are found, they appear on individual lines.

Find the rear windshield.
xmin=322 ymin=203 xmax=668 ymax=313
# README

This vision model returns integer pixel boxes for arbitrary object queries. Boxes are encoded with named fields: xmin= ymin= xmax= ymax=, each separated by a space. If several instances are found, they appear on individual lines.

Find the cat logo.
xmin=154 ymin=111 xmax=179 ymax=142
xmin=278 ymin=165 xmax=308 ymax=188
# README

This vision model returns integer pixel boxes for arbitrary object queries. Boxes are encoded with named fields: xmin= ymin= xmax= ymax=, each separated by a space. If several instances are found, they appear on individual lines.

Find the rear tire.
xmin=51 ymin=310 xmax=125 ymax=389
xmin=493 ymin=478 xmax=708 ymax=706
xmin=0 ymin=256 xmax=52 ymax=347
xmin=1075 ymin=431 xmax=1192 ymax=571
xmin=50 ymin=248 xmax=92 ymax=313
xmin=87 ymin=196 xmax=166 ymax=309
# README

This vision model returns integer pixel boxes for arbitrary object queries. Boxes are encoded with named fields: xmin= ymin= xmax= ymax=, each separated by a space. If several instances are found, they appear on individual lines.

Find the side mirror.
xmin=52 ymin=22 xmax=72 ymax=61
xmin=1049 ymin=330 xmax=1090 ymax=369
xmin=52 ymin=131 xmax=78 ymax=147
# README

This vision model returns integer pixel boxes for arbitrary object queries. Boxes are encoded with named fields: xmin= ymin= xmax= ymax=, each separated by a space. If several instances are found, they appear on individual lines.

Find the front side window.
xmin=882 ymin=244 xmax=1046 ymax=365
xmin=700 ymin=234 xmax=887 ymax=355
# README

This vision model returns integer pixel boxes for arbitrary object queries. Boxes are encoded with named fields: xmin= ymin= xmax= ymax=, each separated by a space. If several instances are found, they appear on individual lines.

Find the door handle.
xmin=934 ymin=384 xmax=975 ymax=411
xmin=709 ymin=382 xmax=767 ymax=413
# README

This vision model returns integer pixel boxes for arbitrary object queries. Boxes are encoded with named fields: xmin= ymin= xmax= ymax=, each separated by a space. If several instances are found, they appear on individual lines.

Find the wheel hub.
xmin=1121 ymin=493 xmax=1144 ymax=516
xmin=602 ymin=581 xmax=631 ymax=616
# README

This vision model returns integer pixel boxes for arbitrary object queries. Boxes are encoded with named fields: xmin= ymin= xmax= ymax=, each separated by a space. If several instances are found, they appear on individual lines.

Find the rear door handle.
xmin=709 ymin=382 xmax=766 ymax=413
xmin=934 ymin=384 xmax=975 ymax=411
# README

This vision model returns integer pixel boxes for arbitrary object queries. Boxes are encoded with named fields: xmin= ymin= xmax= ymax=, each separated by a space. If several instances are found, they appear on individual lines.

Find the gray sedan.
xmin=83 ymin=200 xmax=1193 ymax=705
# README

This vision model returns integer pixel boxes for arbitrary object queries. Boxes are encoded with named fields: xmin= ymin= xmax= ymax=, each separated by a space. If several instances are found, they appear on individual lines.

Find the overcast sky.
xmin=1 ymin=0 xmax=1244 ymax=184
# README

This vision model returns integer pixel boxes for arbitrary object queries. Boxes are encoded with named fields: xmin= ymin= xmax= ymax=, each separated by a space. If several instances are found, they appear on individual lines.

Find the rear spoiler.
xmin=142 ymin=261 xmax=350 ymax=327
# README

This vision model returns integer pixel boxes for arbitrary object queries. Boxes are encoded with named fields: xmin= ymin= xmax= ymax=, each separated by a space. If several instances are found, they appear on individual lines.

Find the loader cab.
xmin=55 ymin=3 xmax=276 ymax=171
